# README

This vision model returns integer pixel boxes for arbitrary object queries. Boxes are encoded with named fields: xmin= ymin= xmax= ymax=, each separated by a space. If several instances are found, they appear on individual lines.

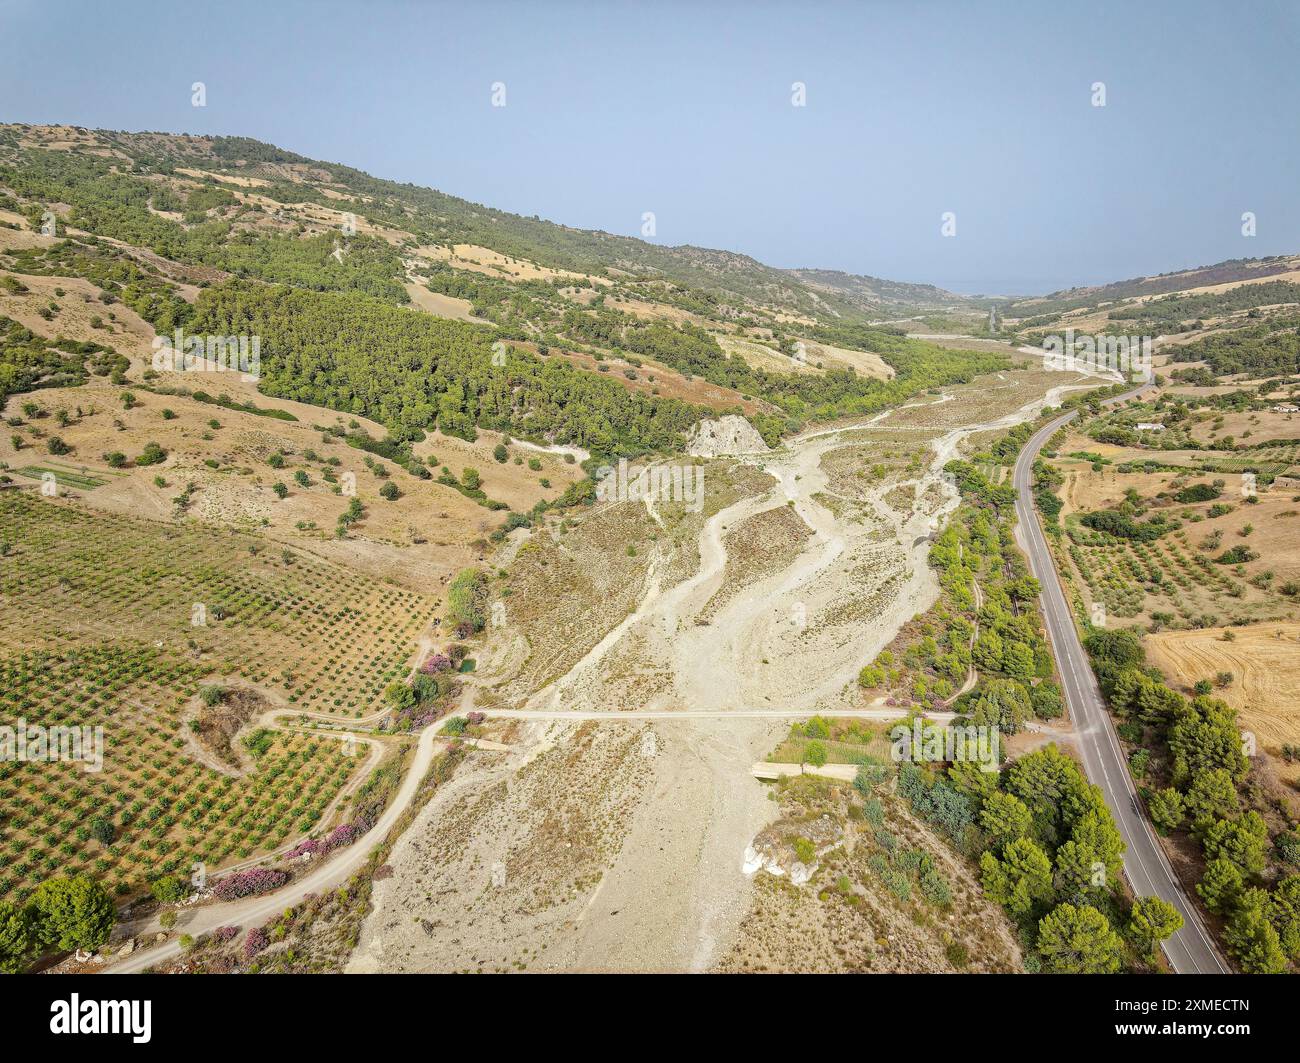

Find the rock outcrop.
xmin=686 ymin=415 xmax=770 ymax=457
xmin=742 ymin=815 xmax=844 ymax=886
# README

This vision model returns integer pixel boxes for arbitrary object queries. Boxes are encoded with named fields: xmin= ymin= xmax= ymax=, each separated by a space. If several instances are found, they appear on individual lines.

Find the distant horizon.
xmin=2 ymin=0 xmax=1297 ymax=294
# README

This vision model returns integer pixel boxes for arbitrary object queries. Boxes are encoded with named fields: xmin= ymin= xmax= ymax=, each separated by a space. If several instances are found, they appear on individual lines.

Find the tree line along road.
xmin=1011 ymin=383 xmax=1229 ymax=975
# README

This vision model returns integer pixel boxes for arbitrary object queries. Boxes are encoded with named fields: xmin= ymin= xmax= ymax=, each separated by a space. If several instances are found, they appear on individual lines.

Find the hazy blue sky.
xmin=2 ymin=0 xmax=1297 ymax=294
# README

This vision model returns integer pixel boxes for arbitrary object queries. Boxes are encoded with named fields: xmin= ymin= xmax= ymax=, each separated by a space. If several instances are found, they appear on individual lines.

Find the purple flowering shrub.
xmin=285 ymin=838 xmax=323 ymax=860
xmin=325 ymin=822 xmax=358 ymax=848
xmin=213 ymin=867 xmax=290 ymax=901
xmin=422 ymin=653 xmax=453 ymax=674
xmin=242 ymin=926 xmax=268 ymax=959
xmin=213 ymin=925 xmax=240 ymax=943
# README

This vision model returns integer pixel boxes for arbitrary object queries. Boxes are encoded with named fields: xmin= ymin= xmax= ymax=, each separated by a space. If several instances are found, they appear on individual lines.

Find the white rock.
xmin=686 ymin=416 xmax=770 ymax=457
xmin=790 ymin=861 xmax=816 ymax=886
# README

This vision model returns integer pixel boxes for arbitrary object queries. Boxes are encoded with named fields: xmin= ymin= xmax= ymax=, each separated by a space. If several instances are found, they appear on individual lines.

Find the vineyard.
xmin=0 ymin=490 xmax=438 ymax=905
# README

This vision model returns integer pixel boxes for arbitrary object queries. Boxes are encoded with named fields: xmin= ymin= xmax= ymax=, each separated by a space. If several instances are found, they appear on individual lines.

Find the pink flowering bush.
xmin=422 ymin=653 xmax=453 ymax=674
xmin=467 ymin=711 xmax=485 ymax=726
xmin=285 ymin=838 xmax=323 ymax=860
xmin=325 ymin=822 xmax=359 ymax=848
xmin=242 ymin=926 xmax=268 ymax=959
xmin=213 ymin=926 xmax=240 ymax=943
xmin=214 ymin=867 xmax=290 ymax=901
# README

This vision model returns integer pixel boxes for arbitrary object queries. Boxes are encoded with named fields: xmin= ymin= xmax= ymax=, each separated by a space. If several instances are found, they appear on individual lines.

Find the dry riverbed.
xmin=348 ymin=365 xmax=1098 ymax=972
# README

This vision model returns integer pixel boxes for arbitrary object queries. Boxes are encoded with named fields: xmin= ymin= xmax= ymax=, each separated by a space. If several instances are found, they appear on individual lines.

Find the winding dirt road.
xmin=108 ymin=725 xmax=443 ymax=975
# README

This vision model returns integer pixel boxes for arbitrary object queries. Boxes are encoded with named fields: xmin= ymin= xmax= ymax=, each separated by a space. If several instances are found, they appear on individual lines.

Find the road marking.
xmin=1013 ymin=390 xmax=1227 ymax=974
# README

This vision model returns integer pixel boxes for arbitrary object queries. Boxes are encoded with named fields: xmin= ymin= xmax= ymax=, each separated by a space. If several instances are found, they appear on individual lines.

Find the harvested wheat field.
xmin=1145 ymin=623 xmax=1300 ymax=757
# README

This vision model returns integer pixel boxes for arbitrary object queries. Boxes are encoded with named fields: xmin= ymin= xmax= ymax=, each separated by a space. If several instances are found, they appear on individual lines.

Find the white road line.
xmin=1012 ymin=385 xmax=1228 ymax=975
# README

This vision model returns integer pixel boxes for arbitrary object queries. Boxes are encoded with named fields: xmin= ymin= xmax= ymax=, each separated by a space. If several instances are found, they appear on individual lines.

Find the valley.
xmin=0 ymin=119 xmax=1296 ymax=984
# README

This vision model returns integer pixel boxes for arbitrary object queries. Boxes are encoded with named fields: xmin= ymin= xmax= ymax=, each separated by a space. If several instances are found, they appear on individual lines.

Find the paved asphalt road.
xmin=1012 ymin=387 xmax=1229 ymax=974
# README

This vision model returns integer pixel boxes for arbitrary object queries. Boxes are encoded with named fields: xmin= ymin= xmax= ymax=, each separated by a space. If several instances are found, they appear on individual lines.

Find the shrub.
xmin=1214 ymin=545 xmax=1257 ymax=564
xmin=213 ymin=868 xmax=289 ymax=902
xmin=150 ymin=875 xmax=187 ymax=905
xmin=803 ymin=716 xmax=830 ymax=739
xmin=242 ymin=926 xmax=268 ymax=959
xmin=285 ymin=838 xmax=323 ymax=860
xmin=421 ymin=653 xmax=453 ymax=674
xmin=446 ymin=568 xmax=489 ymax=634
xmin=1175 ymin=483 xmax=1221 ymax=503
xmin=325 ymin=822 xmax=360 ymax=848
xmin=30 ymin=875 xmax=115 ymax=952
xmin=1030 ymin=680 xmax=1063 ymax=720
xmin=857 ymin=664 xmax=885 ymax=687
xmin=242 ymin=729 xmax=274 ymax=757
xmin=135 ymin=441 xmax=167 ymax=466
xmin=0 ymin=901 xmax=36 ymax=973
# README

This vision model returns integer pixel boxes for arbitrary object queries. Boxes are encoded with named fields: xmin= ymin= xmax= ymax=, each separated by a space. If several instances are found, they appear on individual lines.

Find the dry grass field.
xmin=0 ymin=255 xmax=584 ymax=588
xmin=402 ymin=282 xmax=481 ymax=323
xmin=1145 ymin=622 xmax=1300 ymax=778
xmin=0 ymin=376 xmax=581 ymax=587
xmin=795 ymin=337 xmax=895 ymax=380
